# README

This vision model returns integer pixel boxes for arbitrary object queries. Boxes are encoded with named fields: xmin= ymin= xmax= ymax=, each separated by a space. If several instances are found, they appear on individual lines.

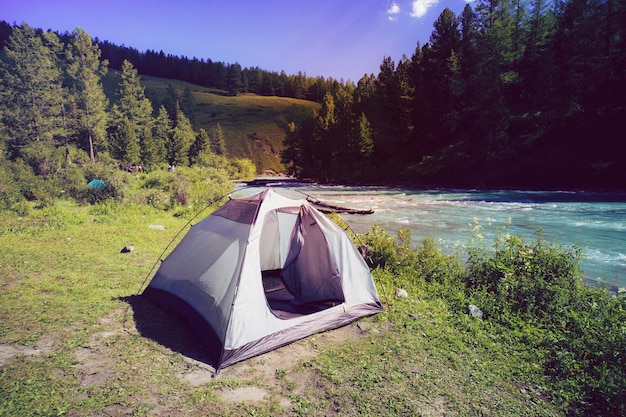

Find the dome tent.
xmin=143 ymin=188 xmax=382 ymax=370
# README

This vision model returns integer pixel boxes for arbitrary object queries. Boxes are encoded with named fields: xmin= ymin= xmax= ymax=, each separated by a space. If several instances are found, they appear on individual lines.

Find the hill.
xmin=103 ymin=71 xmax=320 ymax=174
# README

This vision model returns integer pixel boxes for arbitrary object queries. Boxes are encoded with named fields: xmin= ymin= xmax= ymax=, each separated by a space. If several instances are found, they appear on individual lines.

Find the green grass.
xmin=1 ymin=202 xmax=621 ymax=416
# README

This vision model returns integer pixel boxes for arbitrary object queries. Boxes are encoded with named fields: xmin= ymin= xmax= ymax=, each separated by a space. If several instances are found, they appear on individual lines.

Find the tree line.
xmin=95 ymin=39 xmax=341 ymax=101
xmin=0 ymin=21 xmax=342 ymax=101
xmin=281 ymin=0 xmax=626 ymax=189
xmin=0 ymin=23 xmax=236 ymax=174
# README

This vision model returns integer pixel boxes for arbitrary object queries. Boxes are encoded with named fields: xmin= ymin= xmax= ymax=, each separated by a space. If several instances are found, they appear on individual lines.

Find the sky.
xmin=1 ymin=0 xmax=473 ymax=83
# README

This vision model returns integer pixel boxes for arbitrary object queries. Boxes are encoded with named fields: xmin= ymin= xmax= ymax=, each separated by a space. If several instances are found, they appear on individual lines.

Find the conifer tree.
xmin=354 ymin=113 xmax=374 ymax=159
xmin=109 ymin=115 xmax=140 ymax=165
xmin=180 ymin=85 xmax=197 ymax=127
xmin=152 ymin=105 xmax=171 ymax=164
xmin=65 ymin=28 xmax=109 ymax=163
xmin=188 ymin=128 xmax=210 ymax=165
xmin=167 ymin=102 xmax=195 ymax=166
xmin=226 ymin=63 xmax=243 ymax=96
xmin=211 ymin=123 xmax=226 ymax=155
xmin=139 ymin=125 xmax=159 ymax=171
xmin=116 ymin=60 xmax=153 ymax=128
xmin=0 ymin=24 xmax=66 ymax=156
xmin=280 ymin=121 xmax=299 ymax=176
xmin=108 ymin=60 xmax=153 ymax=166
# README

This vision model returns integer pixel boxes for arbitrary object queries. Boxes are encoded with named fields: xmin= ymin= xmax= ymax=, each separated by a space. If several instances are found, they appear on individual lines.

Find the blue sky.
xmin=1 ymin=0 xmax=473 ymax=82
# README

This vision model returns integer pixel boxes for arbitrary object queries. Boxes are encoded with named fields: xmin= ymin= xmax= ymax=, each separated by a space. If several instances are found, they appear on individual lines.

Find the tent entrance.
xmin=262 ymin=269 xmax=338 ymax=319
xmin=259 ymin=206 xmax=345 ymax=319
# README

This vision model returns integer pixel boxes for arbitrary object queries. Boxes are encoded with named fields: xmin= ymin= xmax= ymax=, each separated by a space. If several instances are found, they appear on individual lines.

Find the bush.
xmin=464 ymin=227 xmax=626 ymax=416
xmin=466 ymin=233 xmax=585 ymax=320
xmin=79 ymin=164 xmax=129 ymax=204
xmin=5 ymin=158 xmax=58 ymax=207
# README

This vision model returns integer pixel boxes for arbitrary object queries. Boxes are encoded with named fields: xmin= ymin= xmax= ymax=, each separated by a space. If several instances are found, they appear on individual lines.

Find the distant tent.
xmin=143 ymin=188 xmax=382 ymax=369
xmin=87 ymin=179 xmax=106 ymax=189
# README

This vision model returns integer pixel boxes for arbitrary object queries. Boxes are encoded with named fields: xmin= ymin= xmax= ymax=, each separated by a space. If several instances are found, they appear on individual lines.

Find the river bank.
xmin=235 ymin=182 xmax=626 ymax=290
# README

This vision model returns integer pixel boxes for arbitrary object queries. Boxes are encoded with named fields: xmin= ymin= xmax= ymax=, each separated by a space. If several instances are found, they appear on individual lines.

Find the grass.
xmin=0 ymin=200 xmax=616 ymax=416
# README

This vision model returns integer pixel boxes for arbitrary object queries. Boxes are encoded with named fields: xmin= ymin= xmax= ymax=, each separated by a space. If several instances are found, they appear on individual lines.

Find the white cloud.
xmin=410 ymin=0 xmax=440 ymax=18
xmin=387 ymin=1 xmax=401 ymax=21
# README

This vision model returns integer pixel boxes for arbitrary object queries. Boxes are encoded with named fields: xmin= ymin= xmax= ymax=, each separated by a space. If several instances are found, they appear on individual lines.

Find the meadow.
xmin=1 ymin=192 xmax=624 ymax=416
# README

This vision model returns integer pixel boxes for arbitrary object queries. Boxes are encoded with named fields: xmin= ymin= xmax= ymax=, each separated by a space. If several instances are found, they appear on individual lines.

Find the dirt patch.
xmin=175 ymin=322 xmax=369 ymax=409
xmin=0 ymin=334 xmax=55 ymax=368
xmin=75 ymin=346 xmax=115 ymax=387
xmin=220 ymin=386 xmax=269 ymax=403
xmin=74 ymin=316 xmax=127 ymax=387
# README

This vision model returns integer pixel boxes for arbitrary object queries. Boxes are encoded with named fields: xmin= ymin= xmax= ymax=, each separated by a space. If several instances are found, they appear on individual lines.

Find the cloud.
xmin=387 ymin=1 xmax=401 ymax=21
xmin=410 ymin=0 xmax=440 ymax=18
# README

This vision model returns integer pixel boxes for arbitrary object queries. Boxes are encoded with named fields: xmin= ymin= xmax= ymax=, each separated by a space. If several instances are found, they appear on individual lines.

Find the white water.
xmin=235 ymin=183 xmax=626 ymax=288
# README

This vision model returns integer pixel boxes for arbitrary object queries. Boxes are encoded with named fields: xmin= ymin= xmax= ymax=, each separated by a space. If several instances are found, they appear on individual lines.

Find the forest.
xmin=280 ymin=0 xmax=626 ymax=189
xmin=1 ymin=0 xmax=625 ymax=190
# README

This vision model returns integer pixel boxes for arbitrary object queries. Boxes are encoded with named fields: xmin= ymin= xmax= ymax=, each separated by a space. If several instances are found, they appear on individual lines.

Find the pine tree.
xmin=180 ymin=85 xmax=197 ymax=127
xmin=108 ymin=60 xmax=153 ymax=165
xmin=353 ymin=113 xmax=374 ymax=159
xmin=421 ymin=8 xmax=463 ymax=153
xmin=152 ymin=105 xmax=171 ymax=164
xmin=65 ymin=28 xmax=109 ymax=163
xmin=116 ymin=60 xmax=153 ymax=128
xmin=167 ymin=102 xmax=195 ymax=166
xmin=161 ymin=83 xmax=179 ymax=119
xmin=188 ymin=128 xmax=210 ymax=165
xmin=280 ymin=121 xmax=299 ymax=176
xmin=139 ymin=125 xmax=159 ymax=171
xmin=109 ymin=115 xmax=140 ymax=165
xmin=372 ymin=56 xmax=410 ymax=165
xmin=0 ymin=24 xmax=66 ymax=156
xmin=211 ymin=123 xmax=226 ymax=155
xmin=226 ymin=62 xmax=243 ymax=96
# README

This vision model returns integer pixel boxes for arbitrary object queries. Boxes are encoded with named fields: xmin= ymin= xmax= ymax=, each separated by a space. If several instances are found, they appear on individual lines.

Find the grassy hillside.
xmin=104 ymin=72 xmax=319 ymax=174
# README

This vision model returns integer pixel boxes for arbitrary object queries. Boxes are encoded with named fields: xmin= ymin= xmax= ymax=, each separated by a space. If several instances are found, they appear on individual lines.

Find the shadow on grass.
xmin=119 ymin=295 xmax=217 ymax=370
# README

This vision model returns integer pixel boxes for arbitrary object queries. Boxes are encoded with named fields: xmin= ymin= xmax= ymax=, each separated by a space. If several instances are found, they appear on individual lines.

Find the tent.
xmin=143 ymin=188 xmax=383 ymax=370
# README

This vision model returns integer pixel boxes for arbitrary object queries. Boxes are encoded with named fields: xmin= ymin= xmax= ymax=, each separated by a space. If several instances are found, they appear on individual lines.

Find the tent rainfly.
xmin=143 ymin=188 xmax=383 ymax=370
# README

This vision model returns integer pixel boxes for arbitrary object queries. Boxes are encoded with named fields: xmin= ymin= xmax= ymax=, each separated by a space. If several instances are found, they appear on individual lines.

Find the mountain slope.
xmin=104 ymin=72 xmax=320 ymax=173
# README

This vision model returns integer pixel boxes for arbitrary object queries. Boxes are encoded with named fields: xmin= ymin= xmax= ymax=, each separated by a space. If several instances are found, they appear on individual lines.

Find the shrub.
xmin=79 ymin=164 xmax=129 ymax=204
xmin=6 ymin=158 xmax=58 ymax=207
xmin=464 ymin=226 xmax=626 ymax=416
xmin=466 ymin=233 xmax=585 ymax=320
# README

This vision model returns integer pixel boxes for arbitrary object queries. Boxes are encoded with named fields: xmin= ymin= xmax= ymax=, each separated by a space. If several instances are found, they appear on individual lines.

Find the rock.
xmin=121 ymin=246 xmax=134 ymax=253
xmin=468 ymin=304 xmax=483 ymax=319
xmin=357 ymin=322 xmax=373 ymax=332
xmin=395 ymin=288 xmax=408 ymax=298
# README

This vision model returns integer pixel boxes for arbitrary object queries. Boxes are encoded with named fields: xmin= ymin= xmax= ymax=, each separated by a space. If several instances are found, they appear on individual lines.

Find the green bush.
xmin=79 ymin=164 xmax=129 ymax=204
xmin=20 ymin=141 xmax=62 ymax=177
xmin=6 ymin=158 xmax=58 ymax=207
xmin=466 ymin=233 xmax=585 ymax=320
xmin=361 ymin=225 xmax=405 ymax=271
xmin=464 ymin=227 xmax=626 ymax=416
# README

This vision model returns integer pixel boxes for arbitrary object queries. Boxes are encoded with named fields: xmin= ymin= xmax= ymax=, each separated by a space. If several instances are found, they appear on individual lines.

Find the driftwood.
xmin=307 ymin=197 xmax=374 ymax=215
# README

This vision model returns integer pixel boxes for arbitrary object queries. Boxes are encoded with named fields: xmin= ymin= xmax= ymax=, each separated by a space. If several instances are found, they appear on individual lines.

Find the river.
xmin=234 ymin=182 xmax=626 ymax=289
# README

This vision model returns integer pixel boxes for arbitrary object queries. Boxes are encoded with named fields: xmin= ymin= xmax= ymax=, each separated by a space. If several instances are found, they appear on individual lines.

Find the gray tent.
xmin=143 ymin=188 xmax=382 ymax=369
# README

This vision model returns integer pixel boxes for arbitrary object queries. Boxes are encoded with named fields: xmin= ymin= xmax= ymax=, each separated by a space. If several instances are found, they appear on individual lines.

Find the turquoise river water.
xmin=235 ymin=183 xmax=626 ymax=289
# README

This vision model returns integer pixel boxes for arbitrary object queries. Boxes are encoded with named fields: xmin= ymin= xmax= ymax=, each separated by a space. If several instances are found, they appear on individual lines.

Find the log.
xmin=307 ymin=197 xmax=374 ymax=215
